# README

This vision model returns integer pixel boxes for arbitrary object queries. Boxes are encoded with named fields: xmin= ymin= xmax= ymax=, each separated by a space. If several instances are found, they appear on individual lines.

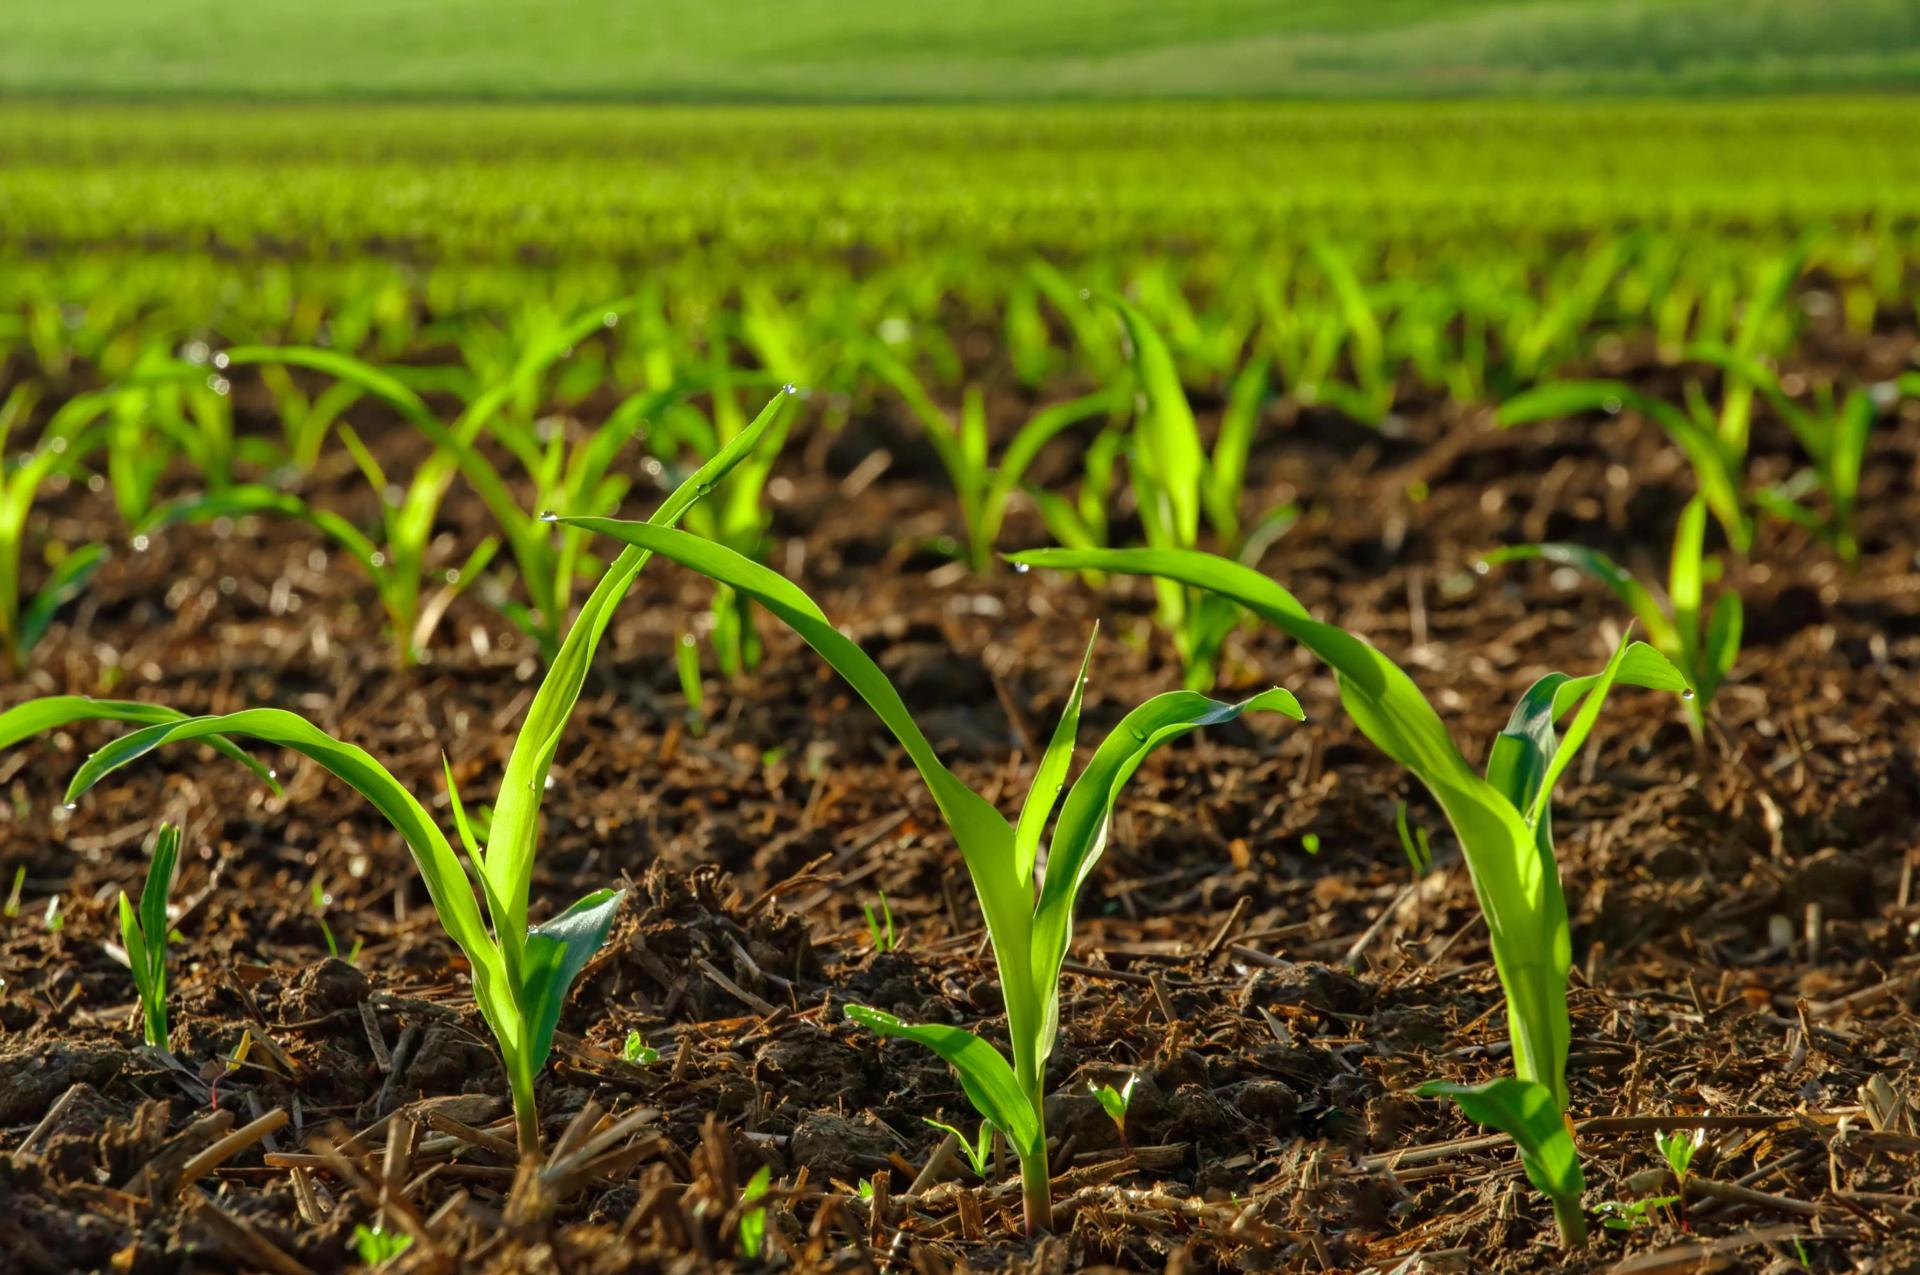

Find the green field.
xmin=8 ymin=0 xmax=1920 ymax=99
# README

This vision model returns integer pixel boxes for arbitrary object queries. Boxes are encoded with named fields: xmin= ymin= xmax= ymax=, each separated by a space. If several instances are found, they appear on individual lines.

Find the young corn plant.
xmin=7 ymin=394 xmax=794 ymax=1155
xmin=553 ymin=517 xmax=1303 ymax=1232
xmin=0 ymin=388 xmax=113 ymax=675
xmin=1482 ymin=495 xmax=1736 ymax=739
xmin=1009 ymin=545 xmax=1692 ymax=1249
xmin=867 ymin=344 xmax=1121 ymax=573
xmin=1095 ymin=296 xmax=1292 ymax=689
xmin=118 ymin=822 xmax=180 ymax=1049
xmin=645 ymin=367 xmax=794 ymax=679
xmin=145 ymin=304 xmax=626 ymax=665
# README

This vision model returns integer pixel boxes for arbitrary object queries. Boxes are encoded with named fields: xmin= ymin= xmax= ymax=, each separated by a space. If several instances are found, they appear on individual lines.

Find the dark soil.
xmin=2 ymin=315 xmax=1919 ymax=1273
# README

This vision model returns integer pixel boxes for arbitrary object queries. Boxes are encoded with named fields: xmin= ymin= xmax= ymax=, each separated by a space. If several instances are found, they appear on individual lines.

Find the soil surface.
xmin=3 ymin=314 xmax=1919 ymax=1273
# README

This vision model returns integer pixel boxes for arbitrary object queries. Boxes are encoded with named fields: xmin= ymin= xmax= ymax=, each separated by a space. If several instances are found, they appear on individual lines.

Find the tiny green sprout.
xmin=118 ymin=822 xmax=180 ymax=1049
xmin=855 ymin=1177 xmax=875 ymax=1202
xmin=4 ymin=864 xmax=23 ymax=917
xmin=737 ymin=1164 xmax=771 ymax=1259
xmin=1595 ymin=1196 xmax=1677 ymax=1232
xmin=351 ymin=1223 xmax=413 ymax=1265
xmin=1656 ymin=1127 xmax=1706 ymax=1228
xmin=1089 ymin=1073 xmax=1137 ymax=1140
xmin=1301 ymin=832 xmax=1321 ymax=855
xmin=311 ymin=874 xmax=357 ymax=963
xmin=676 ymin=629 xmax=705 ymax=734
xmin=863 ymin=890 xmax=896 ymax=953
xmin=925 ymin=1117 xmax=994 ymax=1178
xmin=1394 ymin=801 xmax=1432 ymax=876
xmin=621 ymin=1030 xmax=659 ymax=1065
xmin=43 ymin=893 xmax=63 ymax=933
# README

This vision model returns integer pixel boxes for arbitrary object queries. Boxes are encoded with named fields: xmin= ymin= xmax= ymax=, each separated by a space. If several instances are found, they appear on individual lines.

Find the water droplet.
xmin=538 ymin=510 xmax=559 ymax=523
xmin=212 ymin=352 xmax=230 ymax=370
xmin=1680 ymin=688 xmax=1696 ymax=700
xmin=131 ymin=534 xmax=150 ymax=552
xmin=782 ymin=383 xmax=799 ymax=396
xmin=267 ymin=769 xmax=279 ymax=780
xmin=544 ymin=774 xmax=556 ymax=790
xmin=1013 ymin=561 xmax=1030 ymax=574
xmin=62 ymin=801 xmax=77 ymax=812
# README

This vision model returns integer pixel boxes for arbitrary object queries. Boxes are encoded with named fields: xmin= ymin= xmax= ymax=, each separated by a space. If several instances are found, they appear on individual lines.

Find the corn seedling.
xmin=1089 ymin=1074 xmax=1137 ymax=1142
xmin=118 ymin=822 xmax=180 ymax=1049
xmin=1656 ymin=1127 xmax=1706 ymax=1228
xmin=864 ymin=890 xmax=897 ymax=953
xmin=737 ymin=1165 xmax=771 ymax=1259
xmin=7 ymin=393 xmax=793 ymax=1154
xmin=645 ymin=367 xmax=794 ymax=679
xmin=4 ymin=865 xmax=23 ymax=918
xmin=352 ymin=1224 xmax=413 ymax=1265
xmin=0 ymin=386 xmax=114 ymax=675
xmin=555 ymin=517 xmax=1303 ymax=1232
xmin=1010 ymin=544 xmax=1692 ymax=1248
xmin=1096 ymin=295 xmax=1293 ymax=688
xmin=43 ymin=893 xmax=63 ymax=934
xmin=1733 ymin=364 xmax=1876 ymax=566
xmin=868 ymin=344 xmax=1121 ymax=572
xmin=1483 ymin=494 xmax=1734 ymax=738
xmin=1594 ymin=1195 xmax=1678 ymax=1232
xmin=926 ymin=1117 xmax=994 ymax=1177
xmin=622 ymin=1031 xmax=659 ymax=1065
xmin=146 ymin=305 xmax=627 ymax=665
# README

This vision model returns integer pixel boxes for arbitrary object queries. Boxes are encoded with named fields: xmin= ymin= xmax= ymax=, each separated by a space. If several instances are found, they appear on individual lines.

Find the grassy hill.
xmin=8 ymin=0 xmax=1920 ymax=100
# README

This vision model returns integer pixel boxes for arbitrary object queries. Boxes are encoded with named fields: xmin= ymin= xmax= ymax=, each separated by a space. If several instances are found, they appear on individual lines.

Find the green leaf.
xmin=519 ymin=887 xmax=623 ymax=1075
xmin=1030 ymin=684 xmax=1302 ymax=1069
xmin=1418 ymin=1077 xmax=1585 ymax=1246
xmin=1012 ymin=628 xmax=1097 ymax=888
xmin=1104 ymin=294 xmax=1203 ymax=547
xmin=486 ymin=390 xmax=795 ymax=953
xmin=560 ymin=519 xmax=1038 ymax=1085
xmin=61 ymin=709 xmax=510 ymax=1044
xmin=18 ymin=541 xmax=109 ymax=656
xmin=1495 ymin=380 xmax=1637 ymax=429
xmin=846 ymin=1006 xmax=1041 ymax=1163
xmin=1481 ymin=543 xmax=1675 ymax=652
xmin=0 ymin=695 xmax=279 ymax=793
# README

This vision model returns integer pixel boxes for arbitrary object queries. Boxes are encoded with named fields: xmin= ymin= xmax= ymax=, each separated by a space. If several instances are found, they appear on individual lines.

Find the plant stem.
xmin=509 ymin=1069 xmax=541 ymax=1157
xmin=1551 ymin=1192 xmax=1588 ymax=1251
xmin=1019 ymin=1070 xmax=1053 ymax=1233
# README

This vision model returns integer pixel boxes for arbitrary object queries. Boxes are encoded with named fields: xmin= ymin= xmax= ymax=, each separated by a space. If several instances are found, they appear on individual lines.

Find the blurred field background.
xmin=7 ymin=0 xmax=1920 ymax=98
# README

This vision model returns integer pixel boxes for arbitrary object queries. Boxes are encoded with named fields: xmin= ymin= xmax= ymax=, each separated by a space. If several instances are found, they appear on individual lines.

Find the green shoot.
xmin=1483 ymin=493 xmax=1733 ymax=738
xmin=622 ymin=1031 xmax=659 ymax=1065
xmin=0 ymin=387 xmax=113 ymax=676
xmin=863 ymin=890 xmax=897 ymax=953
xmin=676 ymin=630 xmax=706 ymax=735
xmin=737 ymin=1165 xmax=771 ymax=1259
xmin=1009 ymin=545 xmax=1693 ymax=1250
xmin=4 ymin=865 xmax=23 ymax=918
xmin=1417 ymin=1078 xmax=1585 ymax=1244
xmin=1394 ymin=801 xmax=1433 ymax=877
xmin=555 ymin=518 xmax=1304 ymax=1233
xmin=868 ymin=344 xmax=1120 ymax=572
xmin=1089 ymin=1074 xmax=1137 ymax=1141
xmin=1594 ymin=1196 xmax=1678 ymax=1232
xmin=43 ymin=893 xmax=63 ymax=934
xmin=351 ymin=1224 xmax=413 ymax=1265
xmin=118 ymin=822 xmax=180 ymax=1049
xmin=12 ymin=393 xmax=795 ymax=1155
xmin=1096 ymin=295 xmax=1291 ymax=688
xmin=855 ymin=1178 xmax=875 ymax=1202
xmin=925 ymin=1117 xmax=994 ymax=1178
xmin=1656 ymin=1127 xmax=1705 ymax=1228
